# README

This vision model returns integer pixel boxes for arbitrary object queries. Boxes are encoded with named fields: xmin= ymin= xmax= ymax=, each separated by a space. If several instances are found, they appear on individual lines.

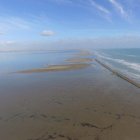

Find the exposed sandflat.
xmin=66 ymin=58 xmax=93 ymax=63
xmin=16 ymin=63 xmax=90 ymax=73
xmin=76 ymin=50 xmax=91 ymax=56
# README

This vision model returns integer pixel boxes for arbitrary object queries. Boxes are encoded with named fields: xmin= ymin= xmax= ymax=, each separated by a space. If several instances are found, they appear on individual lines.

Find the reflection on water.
xmin=0 ymin=50 xmax=79 ymax=74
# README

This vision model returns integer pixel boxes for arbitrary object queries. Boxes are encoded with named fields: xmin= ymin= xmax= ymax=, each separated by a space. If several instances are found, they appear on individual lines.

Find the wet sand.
xmin=0 ymin=50 xmax=140 ymax=140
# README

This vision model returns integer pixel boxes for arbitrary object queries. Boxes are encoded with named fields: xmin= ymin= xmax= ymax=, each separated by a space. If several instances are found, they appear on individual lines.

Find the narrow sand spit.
xmin=76 ymin=50 xmax=91 ymax=56
xmin=66 ymin=58 xmax=93 ymax=63
xmin=16 ymin=63 xmax=90 ymax=74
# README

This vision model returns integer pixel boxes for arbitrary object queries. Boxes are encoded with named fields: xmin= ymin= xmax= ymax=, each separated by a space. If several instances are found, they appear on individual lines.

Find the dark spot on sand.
xmin=81 ymin=122 xmax=113 ymax=131
xmin=115 ymin=114 xmax=121 ymax=120
xmin=81 ymin=122 xmax=99 ymax=129
xmin=58 ymin=134 xmax=65 ymax=137
xmin=55 ymin=101 xmax=63 ymax=105
xmin=51 ymin=116 xmax=56 ymax=119
xmin=29 ymin=115 xmax=36 ymax=119
xmin=28 ymin=132 xmax=77 ymax=140
xmin=64 ymin=118 xmax=70 ymax=121
xmin=48 ymin=134 xmax=56 ymax=139
xmin=41 ymin=114 xmax=47 ymax=118
xmin=94 ymin=109 xmax=97 ymax=112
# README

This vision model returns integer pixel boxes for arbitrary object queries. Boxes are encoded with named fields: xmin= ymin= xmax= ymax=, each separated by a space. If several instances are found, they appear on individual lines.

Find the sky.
xmin=0 ymin=0 xmax=140 ymax=50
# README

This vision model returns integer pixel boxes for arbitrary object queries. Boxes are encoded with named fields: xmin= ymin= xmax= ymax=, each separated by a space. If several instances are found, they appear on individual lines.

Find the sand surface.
xmin=0 ymin=50 xmax=140 ymax=140
xmin=16 ymin=63 xmax=90 ymax=74
xmin=76 ymin=50 xmax=91 ymax=56
xmin=66 ymin=58 xmax=93 ymax=63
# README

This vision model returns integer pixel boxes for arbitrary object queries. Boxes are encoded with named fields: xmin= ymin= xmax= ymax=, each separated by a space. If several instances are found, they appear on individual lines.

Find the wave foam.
xmin=95 ymin=51 xmax=140 ymax=73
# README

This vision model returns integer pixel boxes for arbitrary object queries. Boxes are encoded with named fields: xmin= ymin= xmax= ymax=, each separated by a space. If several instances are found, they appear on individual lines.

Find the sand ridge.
xmin=66 ymin=58 xmax=93 ymax=63
xmin=16 ymin=63 xmax=90 ymax=74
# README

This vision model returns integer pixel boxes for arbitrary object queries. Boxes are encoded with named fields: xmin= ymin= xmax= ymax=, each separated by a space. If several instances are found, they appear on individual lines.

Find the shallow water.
xmin=95 ymin=48 xmax=140 ymax=83
xmin=0 ymin=49 xmax=140 ymax=140
xmin=0 ymin=50 xmax=79 ymax=75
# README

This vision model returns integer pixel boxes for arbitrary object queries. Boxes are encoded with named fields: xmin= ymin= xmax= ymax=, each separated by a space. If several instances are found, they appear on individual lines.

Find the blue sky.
xmin=0 ymin=0 xmax=140 ymax=49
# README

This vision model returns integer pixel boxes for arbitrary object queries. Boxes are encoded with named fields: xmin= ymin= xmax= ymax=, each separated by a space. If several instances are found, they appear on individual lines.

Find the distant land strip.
xmin=95 ymin=59 xmax=140 ymax=88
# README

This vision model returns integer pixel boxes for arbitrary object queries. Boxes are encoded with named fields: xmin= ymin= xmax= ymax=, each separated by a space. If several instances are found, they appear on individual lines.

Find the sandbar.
xmin=16 ymin=63 xmax=90 ymax=73
xmin=76 ymin=50 xmax=91 ymax=56
xmin=66 ymin=58 xmax=93 ymax=63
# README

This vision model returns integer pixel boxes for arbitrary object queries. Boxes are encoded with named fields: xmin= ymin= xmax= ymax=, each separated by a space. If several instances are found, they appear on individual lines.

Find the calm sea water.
xmin=0 ymin=50 xmax=79 ymax=75
xmin=95 ymin=48 xmax=140 ymax=83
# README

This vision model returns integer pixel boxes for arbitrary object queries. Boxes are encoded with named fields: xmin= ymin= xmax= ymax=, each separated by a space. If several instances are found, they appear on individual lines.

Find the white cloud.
xmin=49 ymin=0 xmax=112 ymax=21
xmin=41 ymin=30 xmax=55 ymax=36
xmin=88 ymin=0 xmax=112 ymax=21
xmin=89 ymin=0 xmax=110 ymax=15
xmin=108 ymin=0 xmax=128 ymax=18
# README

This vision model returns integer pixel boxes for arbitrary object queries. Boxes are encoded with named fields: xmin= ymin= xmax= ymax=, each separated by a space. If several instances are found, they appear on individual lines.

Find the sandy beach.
xmin=0 ymin=50 xmax=140 ymax=140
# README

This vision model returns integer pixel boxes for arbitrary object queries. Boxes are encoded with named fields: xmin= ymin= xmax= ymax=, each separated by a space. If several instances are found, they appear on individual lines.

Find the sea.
xmin=0 ymin=49 xmax=79 ymax=75
xmin=95 ymin=48 xmax=140 ymax=84
xmin=0 ymin=48 xmax=140 ymax=85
